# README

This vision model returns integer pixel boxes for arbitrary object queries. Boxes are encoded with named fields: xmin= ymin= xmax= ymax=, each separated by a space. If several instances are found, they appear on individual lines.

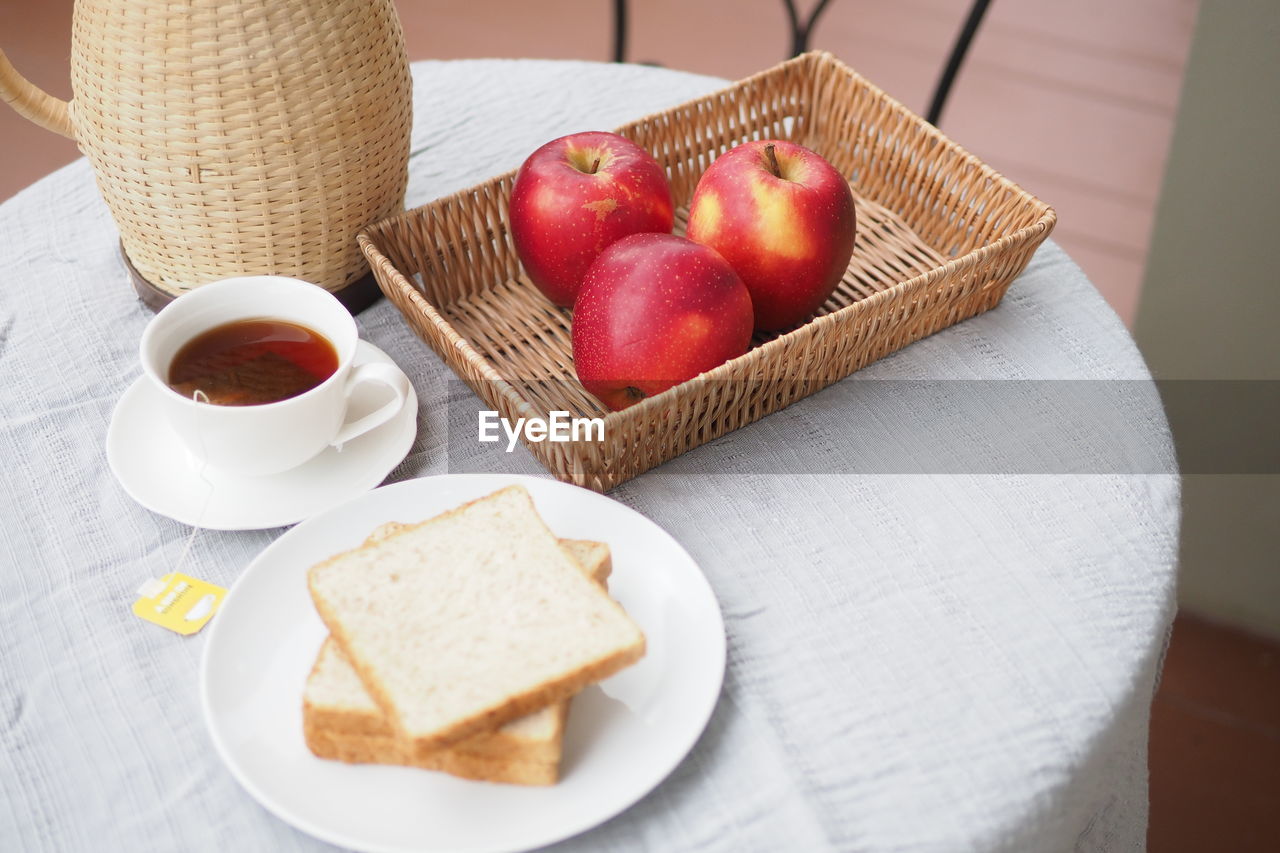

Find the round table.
xmin=0 ymin=60 xmax=1179 ymax=852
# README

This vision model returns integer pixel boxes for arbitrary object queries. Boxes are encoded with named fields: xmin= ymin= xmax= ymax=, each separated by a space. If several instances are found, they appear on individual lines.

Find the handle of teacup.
xmin=331 ymin=362 xmax=411 ymax=449
xmin=0 ymin=50 xmax=75 ymax=139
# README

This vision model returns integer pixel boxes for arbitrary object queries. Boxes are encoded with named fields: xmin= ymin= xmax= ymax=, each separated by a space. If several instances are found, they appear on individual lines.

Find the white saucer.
xmin=107 ymin=340 xmax=418 ymax=530
xmin=201 ymin=474 xmax=727 ymax=853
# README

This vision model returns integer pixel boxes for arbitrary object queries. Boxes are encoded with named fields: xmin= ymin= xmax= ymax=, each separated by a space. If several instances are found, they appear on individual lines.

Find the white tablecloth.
xmin=0 ymin=60 xmax=1178 ymax=852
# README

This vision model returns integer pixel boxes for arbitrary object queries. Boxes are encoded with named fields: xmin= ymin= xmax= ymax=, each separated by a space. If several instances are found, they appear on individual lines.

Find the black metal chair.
xmin=610 ymin=0 xmax=993 ymax=129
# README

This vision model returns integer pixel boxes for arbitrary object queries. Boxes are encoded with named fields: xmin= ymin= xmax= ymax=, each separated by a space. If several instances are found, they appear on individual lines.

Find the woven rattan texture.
xmin=68 ymin=0 xmax=412 ymax=297
xmin=360 ymin=52 xmax=1055 ymax=491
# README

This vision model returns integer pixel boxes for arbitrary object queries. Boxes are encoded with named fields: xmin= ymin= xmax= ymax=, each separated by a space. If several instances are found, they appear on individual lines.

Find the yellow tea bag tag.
xmin=132 ymin=573 xmax=226 ymax=635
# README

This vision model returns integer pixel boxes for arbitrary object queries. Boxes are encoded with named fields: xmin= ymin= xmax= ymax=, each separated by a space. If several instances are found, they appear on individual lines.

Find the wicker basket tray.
xmin=359 ymin=51 xmax=1055 ymax=491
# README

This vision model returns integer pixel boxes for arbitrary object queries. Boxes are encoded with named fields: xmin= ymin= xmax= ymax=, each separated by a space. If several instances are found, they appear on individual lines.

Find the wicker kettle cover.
xmin=0 ymin=0 xmax=412 ymax=302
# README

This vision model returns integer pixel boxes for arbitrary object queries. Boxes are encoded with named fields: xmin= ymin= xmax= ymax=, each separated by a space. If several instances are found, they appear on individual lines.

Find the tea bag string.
xmin=172 ymin=389 xmax=215 ymax=576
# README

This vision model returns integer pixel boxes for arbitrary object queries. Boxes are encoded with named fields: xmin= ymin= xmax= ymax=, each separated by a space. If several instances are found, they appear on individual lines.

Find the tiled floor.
xmin=1151 ymin=615 xmax=1280 ymax=851
xmin=6 ymin=2 xmax=1277 ymax=848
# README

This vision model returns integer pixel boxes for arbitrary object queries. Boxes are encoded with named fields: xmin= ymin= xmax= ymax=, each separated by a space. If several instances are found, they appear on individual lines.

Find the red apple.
xmin=509 ymin=131 xmax=674 ymax=307
xmin=686 ymin=139 xmax=856 ymax=331
xmin=572 ymin=233 xmax=753 ymax=411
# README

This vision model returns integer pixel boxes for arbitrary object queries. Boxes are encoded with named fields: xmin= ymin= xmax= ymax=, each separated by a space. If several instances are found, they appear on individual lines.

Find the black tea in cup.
xmin=168 ymin=318 xmax=339 ymax=405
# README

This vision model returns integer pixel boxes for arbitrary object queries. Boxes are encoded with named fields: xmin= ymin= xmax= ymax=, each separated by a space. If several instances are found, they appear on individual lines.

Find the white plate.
xmin=200 ymin=474 xmax=726 ymax=853
xmin=106 ymin=340 xmax=418 ymax=530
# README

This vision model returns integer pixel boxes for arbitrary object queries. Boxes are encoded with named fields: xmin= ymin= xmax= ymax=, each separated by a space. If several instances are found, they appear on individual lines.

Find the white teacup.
xmin=139 ymin=276 xmax=411 ymax=476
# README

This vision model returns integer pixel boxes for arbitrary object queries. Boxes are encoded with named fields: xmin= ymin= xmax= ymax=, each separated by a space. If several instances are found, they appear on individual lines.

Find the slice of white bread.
xmin=303 ymin=632 xmax=567 ymax=784
xmin=307 ymin=485 xmax=645 ymax=753
xmin=304 ymin=536 xmax=612 ymax=773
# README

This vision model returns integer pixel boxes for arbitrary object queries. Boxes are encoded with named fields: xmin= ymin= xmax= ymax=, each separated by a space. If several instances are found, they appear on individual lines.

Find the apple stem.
xmin=590 ymin=157 xmax=601 ymax=174
xmin=625 ymin=386 xmax=646 ymax=402
xmin=764 ymin=143 xmax=781 ymax=178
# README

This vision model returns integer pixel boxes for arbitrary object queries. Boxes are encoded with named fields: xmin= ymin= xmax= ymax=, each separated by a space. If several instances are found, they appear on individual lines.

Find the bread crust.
xmin=303 ymin=719 xmax=560 ymax=786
